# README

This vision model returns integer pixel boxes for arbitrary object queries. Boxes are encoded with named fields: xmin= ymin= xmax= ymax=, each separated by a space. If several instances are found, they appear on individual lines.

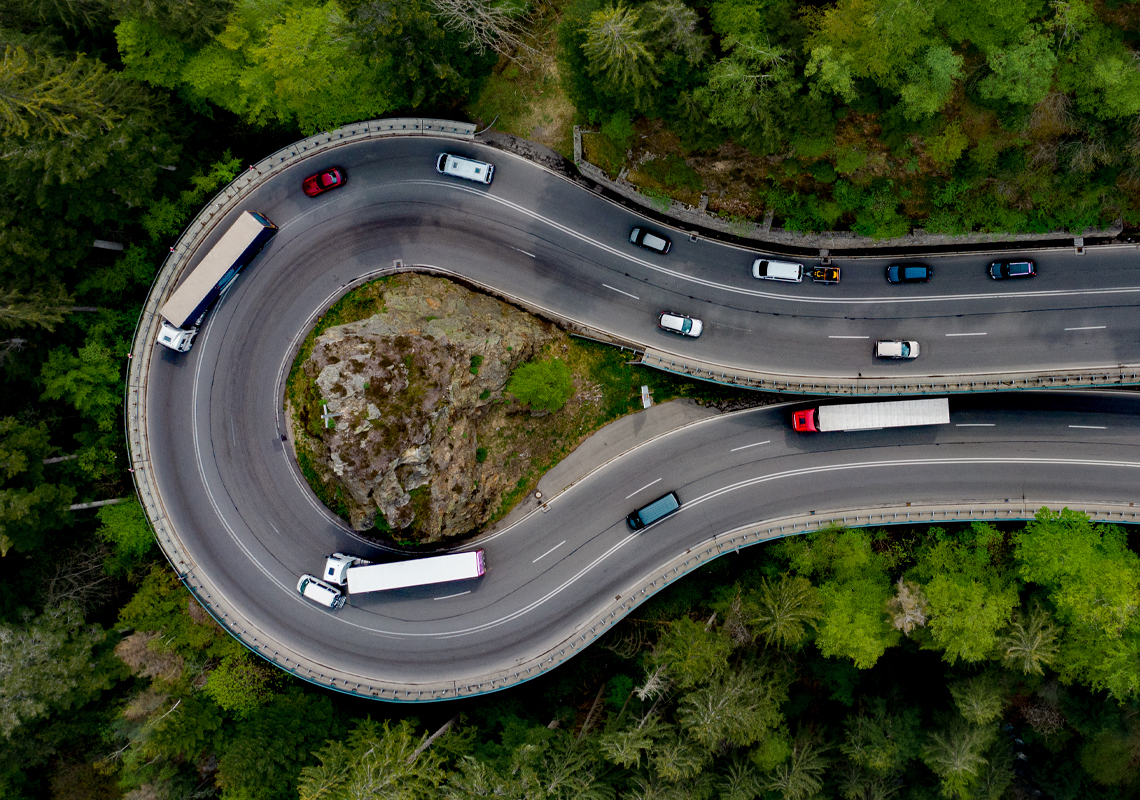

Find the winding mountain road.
xmin=137 ymin=133 xmax=1140 ymax=699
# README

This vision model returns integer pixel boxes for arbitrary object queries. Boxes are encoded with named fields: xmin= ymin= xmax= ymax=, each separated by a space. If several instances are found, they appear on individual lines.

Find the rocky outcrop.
xmin=293 ymin=275 xmax=558 ymax=539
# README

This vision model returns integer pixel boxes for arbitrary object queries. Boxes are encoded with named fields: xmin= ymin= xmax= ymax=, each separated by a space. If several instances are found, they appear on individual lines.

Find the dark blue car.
xmin=886 ymin=263 xmax=931 ymax=283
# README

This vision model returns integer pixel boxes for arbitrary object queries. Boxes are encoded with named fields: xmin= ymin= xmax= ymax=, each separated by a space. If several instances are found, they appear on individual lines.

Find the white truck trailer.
xmin=156 ymin=210 xmax=277 ymax=352
xmin=323 ymin=551 xmax=487 ymax=594
xmin=792 ymin=398 xmax=950 ymax=433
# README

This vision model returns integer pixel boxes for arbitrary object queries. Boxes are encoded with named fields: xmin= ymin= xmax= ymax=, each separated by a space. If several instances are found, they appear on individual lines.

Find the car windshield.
xmin=899 ymin=343 xmax=911 ymax=357
xmin=681 ymin=319 xmax=692 ymax=333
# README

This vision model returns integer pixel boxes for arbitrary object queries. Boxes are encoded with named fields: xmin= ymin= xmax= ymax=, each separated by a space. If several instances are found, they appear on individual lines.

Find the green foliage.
xmin=0 ymin=601 xmax=119 ymax=738
xmin=204 ymin=649 xmax=281 ymax=717
xmin=841 ymin=698 xmax=921 ymax=776
xmin=118 ymin=1 xmax=397 ymax=135
xmin=999 ymin=603 xmax=1059 ymax=675
xmin=921 ymin=722 xmax=993 ymax=799
xmin=141 ymin=152 xmax=242 ymax=241
xmin=40 ymin=325 xmax=124 ymax=433
xmin=653 ymin=615 xmax=732 ymax=688
xmin=600 ymin=109 xmax=635 ymax=152
xmin=580 ymin=4 xmax=658 ymax=100
xmin=299 ymin=718 xmax=446 ymax=800
xmin=781 ymin=528 xmax=900 ymax=668
xmin=764 ymin=739 xmax=829 ymax=800
xmin=695 ymin=34 xmax=797 ymax=151
xmin=119 ymin=566 xmax=228 ymax=658
xmin=0 ymin=417 xmax=73 ymax=555
xmin=640 ymin=155 xmax=702 ymax=192
xmin=1079 ymin=727 xmax=1140 ymax=786
xmin=678 ymin=667 xmax=787 ymax=750
xmin=469 ymin=354 xmax=483 ymax=375
xmin=1015 ymin=508 xmax=1140 ymax=697
xmin=95 ymin=498 xmax=154 ymax=575
xmin=912 ymin=533 xmax=1019 ymax=664
xmin=977 ymin=32 xmax=1056 ymax=106
xmin=506 ymin=357 xmax=574 ymax=412
xmin=927 ymin=121 xmax=969 ymax=168
xmin=746 ymin=573 xmax=823 ymax=648
xmin=949 ymin=673 xmax=1008 ymax=725
xmin=899 ymin=44 xmax=963 ymax=120
xmin=215 ymin=690 xmax=340 ymax=800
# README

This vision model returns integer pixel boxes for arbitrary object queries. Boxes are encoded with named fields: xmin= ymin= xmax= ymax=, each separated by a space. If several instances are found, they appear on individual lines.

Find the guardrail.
xmin=641 ymin=349 xmax=1140 ymax=396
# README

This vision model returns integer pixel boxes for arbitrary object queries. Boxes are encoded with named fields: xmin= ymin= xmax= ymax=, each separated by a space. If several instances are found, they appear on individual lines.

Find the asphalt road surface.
xmin=143 ymin=136 xmax=1140 ymax=689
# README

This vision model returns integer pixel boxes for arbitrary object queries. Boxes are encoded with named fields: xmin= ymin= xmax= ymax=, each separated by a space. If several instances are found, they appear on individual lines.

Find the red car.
xmin=302 ymin=167 xmax=346 ymax=197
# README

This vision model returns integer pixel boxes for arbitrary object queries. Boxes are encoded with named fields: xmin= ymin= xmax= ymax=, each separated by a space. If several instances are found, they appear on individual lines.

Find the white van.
xmin=436 ymin=153 xmax=494 ymax=184
xmin=297 ymin=574 xmax=345 ymax=609
xmin=752 ymin=259 xmax=803 ymax=282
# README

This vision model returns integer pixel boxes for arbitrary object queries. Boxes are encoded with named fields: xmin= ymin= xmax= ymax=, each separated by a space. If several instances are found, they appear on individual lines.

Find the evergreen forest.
xmin=5 ymin=0 xmax=1140 ymax=798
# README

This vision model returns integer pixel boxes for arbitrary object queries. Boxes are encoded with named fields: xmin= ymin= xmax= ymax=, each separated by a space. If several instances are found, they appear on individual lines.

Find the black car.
xmin=886 ymin=263 xmax=931 ymax=283
xmin=989 ymin=260 xmax=1036 ymax=279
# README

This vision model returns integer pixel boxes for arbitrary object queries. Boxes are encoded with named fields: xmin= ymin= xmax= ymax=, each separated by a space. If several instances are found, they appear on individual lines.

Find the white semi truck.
xmin=322 ymin=550 xmax=487 ymax=595
xmin=792 ymin=398 xmax=950 ymax=433
xmin=156 ymin=210 xmax=277 ymax=352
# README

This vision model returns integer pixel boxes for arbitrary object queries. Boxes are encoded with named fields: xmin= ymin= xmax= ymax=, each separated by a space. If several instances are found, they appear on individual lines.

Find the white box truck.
xmin=156 ymin=210 xmax=277 ymax=352
xmin=792 ymin=398 xmax=950 ymax=433
xmin=323 ymin=551 xmax=487 ymax=594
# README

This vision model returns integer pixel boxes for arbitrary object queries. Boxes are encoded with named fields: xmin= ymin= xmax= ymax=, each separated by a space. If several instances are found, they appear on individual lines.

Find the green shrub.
xmin=836 ymin=144 xmax=868 ymax=175
xmin=476 ymin=447 xmax=489 ymax=463
xmin=928 ymin=121 xmax=969 ymax=168
xmin=506 ymin=357 xmax=574 ymax=412
xmin=640 ymin=155 xmax=702 ymax=192
xmin=810 ymin=161 xmax=838 ymax=184
xmin=470 ymin=354 xmax=483 ymax=375
xmin=96 ymin=498 xmax=154 ymax=575
xmin=601 ymin=110 xmax=636 ymax=152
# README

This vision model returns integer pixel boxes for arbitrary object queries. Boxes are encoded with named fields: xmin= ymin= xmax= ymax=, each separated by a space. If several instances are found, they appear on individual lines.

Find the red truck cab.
xmin=792 ymin=409 xmax=818 ymax=432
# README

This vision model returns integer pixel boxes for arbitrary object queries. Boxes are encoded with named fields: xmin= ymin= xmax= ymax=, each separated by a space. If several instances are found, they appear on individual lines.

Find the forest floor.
xmin=467 ymin=1 xmax=575 ymax=159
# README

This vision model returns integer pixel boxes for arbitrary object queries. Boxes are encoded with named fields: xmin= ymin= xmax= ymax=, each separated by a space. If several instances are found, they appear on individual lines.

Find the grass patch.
xmin=636 ymin=155 xmax=703 ymax=193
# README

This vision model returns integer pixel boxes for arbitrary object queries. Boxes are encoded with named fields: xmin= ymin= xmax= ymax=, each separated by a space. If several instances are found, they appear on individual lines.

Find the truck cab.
xmin=324 ymin=553 xmax=370 ymax=586
xmin=157 ymin=322 xmax=196 ymax=353
xmin=792 ymin=409 xmax=819 ymax=432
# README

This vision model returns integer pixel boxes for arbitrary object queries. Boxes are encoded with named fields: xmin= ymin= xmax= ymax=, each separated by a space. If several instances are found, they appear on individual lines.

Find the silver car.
xmin=658 ymin=311 xmax=703 ymax=338
xmin=875 ymin=340 xmax=919 ymax=359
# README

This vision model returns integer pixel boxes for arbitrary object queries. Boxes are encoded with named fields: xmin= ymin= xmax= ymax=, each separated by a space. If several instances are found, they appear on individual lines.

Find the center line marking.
xmin=626 ymin=478 xmax=662 ymax=499
xmin=946 ymin=332 xmax=987 ymax=337
xmin=828 ymin=335 xmax=869 ymax=339
xmin=603 ymin=284 xmax=639 ymax=300
xmin=1064 ymin=325 xmax=1106 ymax=331
xmin=731 ymin=440 xmax=771 ymax=452
xmin=512 ymin=247 xmax=536 ymax=258
xmin=956 ymin=423 xmax=995 ymax=427
xmin=434 ymin=590 xmax=471 ymax=601
xmin=533 ymin=540 xmax=566 ymax=563
xmin=1069 ymin=425 xmax=1106 ymax=429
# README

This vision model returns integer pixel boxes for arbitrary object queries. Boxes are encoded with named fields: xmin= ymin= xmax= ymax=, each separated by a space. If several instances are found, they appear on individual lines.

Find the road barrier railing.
xmin=641 ymin=348 xmax=1140 ymax=396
